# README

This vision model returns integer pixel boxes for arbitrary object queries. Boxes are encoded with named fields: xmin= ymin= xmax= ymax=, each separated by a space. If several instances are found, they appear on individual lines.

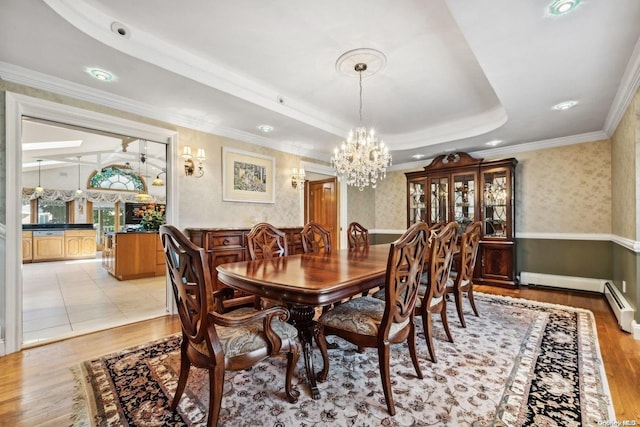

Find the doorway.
xmin=20 ymin=118 xmax=169 ymax=346
xmin=3 ymin=92 xmax=178 ymax=355
xmin=305 ymin=177 xmax=338 ymax=250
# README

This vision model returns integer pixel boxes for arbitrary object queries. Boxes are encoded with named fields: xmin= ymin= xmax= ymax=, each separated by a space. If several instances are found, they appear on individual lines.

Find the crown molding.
xmin=603 ymin=35 xmax=640 ymax=135
xmin=42 ymin=0 xmax=347 ymax=138
xmin=388 ymin=130 xmax=609 ymax=172
xmin=0 ymin=61 xmax=330 ymax=161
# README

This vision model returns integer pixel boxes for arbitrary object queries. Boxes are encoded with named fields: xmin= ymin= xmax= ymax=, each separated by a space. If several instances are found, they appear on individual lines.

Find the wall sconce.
xmin=182 ymin=145 xmax=205 ymax=178
xmin=291 ymin=167 xmax=306 ymax=189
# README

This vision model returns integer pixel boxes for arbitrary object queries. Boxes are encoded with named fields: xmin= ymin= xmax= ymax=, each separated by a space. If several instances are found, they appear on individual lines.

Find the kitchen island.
xmin=102 ymin=232 xmax=165 ymax=280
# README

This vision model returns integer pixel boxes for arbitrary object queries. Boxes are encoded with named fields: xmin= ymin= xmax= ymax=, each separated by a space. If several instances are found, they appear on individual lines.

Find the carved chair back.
xmin=347 ymin=222 xmax=370 ymax=249
xmin=301 ymin=221 xmax=332 ymax=254
xmin=247 ymin=222 xmax=288 ymax=260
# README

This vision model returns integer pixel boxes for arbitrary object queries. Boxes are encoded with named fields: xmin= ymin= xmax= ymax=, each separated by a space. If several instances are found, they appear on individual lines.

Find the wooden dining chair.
xmin=446 ymin=220 xmax=482 ymax=327
xmin=246 ymin=222 xmax=288 ymax=260
xmin=159 ymin=225 xmax=300 ymax=427
xmin=315 ymin=221 xmax=431 ymax=416
xmin=301 ymin=221 xmax=332 ymax=254
xmin=347 ymin=221 xmax=370 ymax=249
xmin=415 ymin=221 xmax=458 ymax=363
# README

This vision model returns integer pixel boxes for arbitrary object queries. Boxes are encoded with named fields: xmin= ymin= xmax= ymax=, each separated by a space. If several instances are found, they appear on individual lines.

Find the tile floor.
xmin=22 ymin=254 xmax=168 ymax=347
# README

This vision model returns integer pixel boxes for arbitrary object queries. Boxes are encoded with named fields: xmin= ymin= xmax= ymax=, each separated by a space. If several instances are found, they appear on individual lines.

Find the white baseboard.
xmin=0 ymin=339 xmax=4 ymax=357
xmin=520 ymin=272 xmax=606 ymax=293
xmin=520 ymin=272 xmax=638 ymax=338
xmin=633 ymin=320 xmax=640 ymax=340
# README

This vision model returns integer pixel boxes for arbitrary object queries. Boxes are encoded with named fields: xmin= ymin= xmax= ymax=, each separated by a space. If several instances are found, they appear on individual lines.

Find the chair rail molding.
xmin=517 ymin=232 xmax=640 ymax=253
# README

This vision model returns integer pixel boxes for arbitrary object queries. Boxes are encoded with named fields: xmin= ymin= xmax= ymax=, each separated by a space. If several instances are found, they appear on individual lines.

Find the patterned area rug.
xmin=72 ymin=293 xmax=614 ymax=426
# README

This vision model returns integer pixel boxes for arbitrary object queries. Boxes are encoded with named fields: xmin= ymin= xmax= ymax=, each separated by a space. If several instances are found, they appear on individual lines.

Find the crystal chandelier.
xmin=332 ymin=62 xmax=391 ymax=191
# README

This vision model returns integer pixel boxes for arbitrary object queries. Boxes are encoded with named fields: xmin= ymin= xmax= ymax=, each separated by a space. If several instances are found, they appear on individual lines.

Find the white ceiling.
xmin=2 ymin=0 xmax=640 ymax=170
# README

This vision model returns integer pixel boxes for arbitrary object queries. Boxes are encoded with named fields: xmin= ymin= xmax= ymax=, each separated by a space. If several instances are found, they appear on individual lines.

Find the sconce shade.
xmin=291 ymin=167 xmax=306 ymax=189
xmin=184 ymin=145 xmax=205 ymax=178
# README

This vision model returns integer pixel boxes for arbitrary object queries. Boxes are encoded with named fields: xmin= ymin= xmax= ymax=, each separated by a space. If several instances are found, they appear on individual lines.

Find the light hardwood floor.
xmin=0 ymin=286 xmax=638 ymax=426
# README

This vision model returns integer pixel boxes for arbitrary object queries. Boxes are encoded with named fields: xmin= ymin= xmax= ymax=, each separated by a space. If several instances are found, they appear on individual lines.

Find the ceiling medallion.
xmin=336 ymin=48 xmax=387 ymax=77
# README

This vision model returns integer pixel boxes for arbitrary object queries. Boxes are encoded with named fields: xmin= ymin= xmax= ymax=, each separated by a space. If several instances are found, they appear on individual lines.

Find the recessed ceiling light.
xmin=552 ymin=100 xmax=578 ymax=111
xmin=548 ymin=0 xmax=581 ymax=16
xmin=411 ymin=154 xmax=426 ymax=160
xmin=486 ymin=140 xmax=503 ymax=147
xmin=86 ymin=67 xmax=114 ymax=82
xmin=257 ymin=124 xmax=274 ymax=133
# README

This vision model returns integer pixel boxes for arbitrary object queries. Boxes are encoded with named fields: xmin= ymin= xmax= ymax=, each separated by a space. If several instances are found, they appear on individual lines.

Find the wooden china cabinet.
xmin=405 ymin=152 xmax=518 ymax=287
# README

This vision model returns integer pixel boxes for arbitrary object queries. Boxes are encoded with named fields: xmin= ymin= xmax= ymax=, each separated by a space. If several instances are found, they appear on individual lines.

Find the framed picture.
xmin=222 ymin=147 xmax=275 ymax=203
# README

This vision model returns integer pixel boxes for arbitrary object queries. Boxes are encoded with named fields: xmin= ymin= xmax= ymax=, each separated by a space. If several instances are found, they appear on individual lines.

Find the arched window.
xmin=88 ymin=165 xmax=146 ymax=192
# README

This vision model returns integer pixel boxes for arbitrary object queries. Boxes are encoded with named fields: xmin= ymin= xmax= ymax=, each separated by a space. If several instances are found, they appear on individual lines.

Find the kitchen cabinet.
xmin=33 ymin=230 xmax=65 ymax=261
xmin=64 ymin=229 xmax=97 ymax=258
xmin=406 ymin=152 xmax=518 ymax=287
xmin=22 ymin=231 xmax=33 ymax=263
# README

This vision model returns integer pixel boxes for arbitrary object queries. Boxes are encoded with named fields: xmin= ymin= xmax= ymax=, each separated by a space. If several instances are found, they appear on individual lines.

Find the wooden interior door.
xmin=305 ymin=178 xmax=338 ymax=250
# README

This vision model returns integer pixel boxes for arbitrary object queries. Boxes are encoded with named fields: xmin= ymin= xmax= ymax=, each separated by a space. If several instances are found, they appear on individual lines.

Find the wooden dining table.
xmin=216 ymin=244 xmax=391 ymax=399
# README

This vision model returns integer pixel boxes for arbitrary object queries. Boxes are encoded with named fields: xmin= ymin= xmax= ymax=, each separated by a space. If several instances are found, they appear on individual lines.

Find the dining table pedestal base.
xmin=288 ymin=304 xmax=328 ymax=400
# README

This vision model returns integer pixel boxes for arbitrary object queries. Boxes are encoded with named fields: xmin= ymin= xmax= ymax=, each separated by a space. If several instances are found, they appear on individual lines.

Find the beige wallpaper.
xmin=611 ymin=88 xmax=639 ymax=240
xmin=175 ymin=130 xmax=304 ymax=229
xmin=372 ymin=141 xmax=613 ymax=235
xmin=374 ymin=171 xmax=408 ymax=230
xmin=347 ymin=185 xmax=375 ymax=229
xmin=515 ymin=140 xmax=612 ymax=234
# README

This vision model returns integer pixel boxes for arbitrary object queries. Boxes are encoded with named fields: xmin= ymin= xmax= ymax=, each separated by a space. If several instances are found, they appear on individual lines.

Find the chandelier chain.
xmin=358 ymin=69 xmax=363 ymax=125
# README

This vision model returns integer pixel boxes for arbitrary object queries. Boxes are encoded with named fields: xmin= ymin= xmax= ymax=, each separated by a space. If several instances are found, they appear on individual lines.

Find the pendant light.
xmin=34 ymin=159 xmax=44 ymax=197
xmin=75 ymin=156 xmax=83 ymax=197
xmin=135 ymin=140 xmax=152 ymax=202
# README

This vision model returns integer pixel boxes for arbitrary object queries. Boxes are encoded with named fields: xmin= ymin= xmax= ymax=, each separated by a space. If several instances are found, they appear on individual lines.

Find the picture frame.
xmin=222 ymin=147 xmax=275 ymax=203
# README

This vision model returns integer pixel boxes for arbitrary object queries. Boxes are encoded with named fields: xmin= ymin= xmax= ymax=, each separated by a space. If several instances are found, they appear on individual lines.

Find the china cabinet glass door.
xmin=482 ymin=167 xmax=511 ymax=238
xmin=408 ymin=179 xmax=427 ymax=225
xmin=429 ymin=176 xmax=449 ymax=224
xmin=452 ymin=172 xmax=477 ymax=233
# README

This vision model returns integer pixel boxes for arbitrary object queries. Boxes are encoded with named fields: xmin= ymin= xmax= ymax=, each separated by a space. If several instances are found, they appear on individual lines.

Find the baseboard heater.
xmin=520 ymin=272 xmax=634 ymax=333
xmin=604 ymin=281 xmax=634 ymax=333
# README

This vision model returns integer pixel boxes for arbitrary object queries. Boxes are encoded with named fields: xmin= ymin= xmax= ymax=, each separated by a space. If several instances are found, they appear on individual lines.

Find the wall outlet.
xmin=622 ymin=280 xmax=627 ymax=293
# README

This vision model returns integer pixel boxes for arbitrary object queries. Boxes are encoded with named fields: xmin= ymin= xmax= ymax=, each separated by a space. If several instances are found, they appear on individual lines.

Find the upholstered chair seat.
xmin=319 ymin=296 xmax=410 ymax=337
xmin=191 ymin=309 xmax=299 ymax=358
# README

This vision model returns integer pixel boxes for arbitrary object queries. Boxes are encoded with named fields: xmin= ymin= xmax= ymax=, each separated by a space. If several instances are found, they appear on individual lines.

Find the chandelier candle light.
xmin=332 ymin=62 xmax=391 ymax=191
